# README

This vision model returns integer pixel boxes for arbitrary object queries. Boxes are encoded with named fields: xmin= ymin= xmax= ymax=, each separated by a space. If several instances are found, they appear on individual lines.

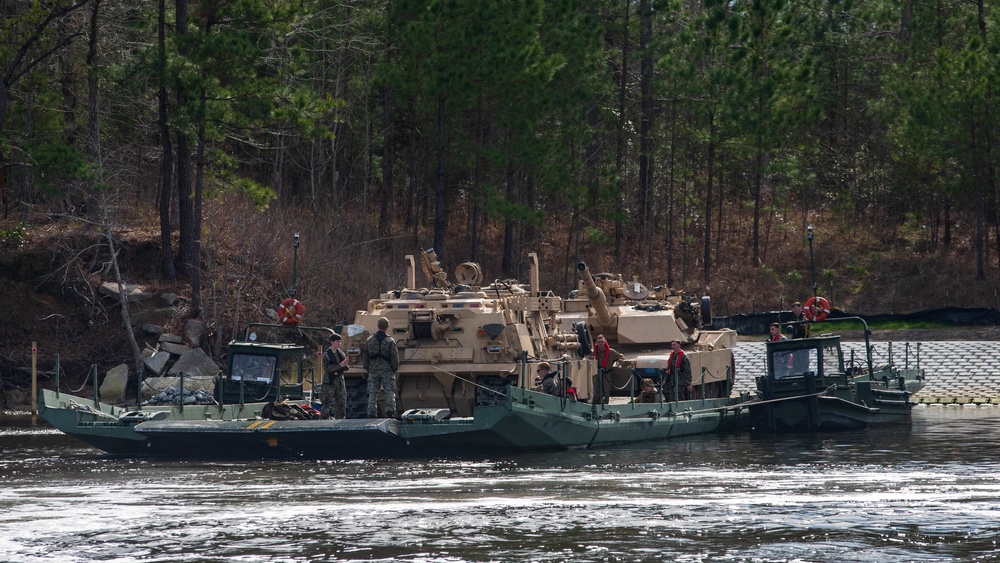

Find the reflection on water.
xmin=1 ymin=407 xmax=999 ymax=562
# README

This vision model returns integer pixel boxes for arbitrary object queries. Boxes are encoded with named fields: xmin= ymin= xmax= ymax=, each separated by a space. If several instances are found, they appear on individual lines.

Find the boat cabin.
xmin=754 ymin=327 xmax=925 ymax=431
xmin=766 ymin=335 xmax=845 ymax=381
xmin=759 ymin=335 xmax=849 ymax=402
xmin=214 ymin=341 xmax=308 ymax=404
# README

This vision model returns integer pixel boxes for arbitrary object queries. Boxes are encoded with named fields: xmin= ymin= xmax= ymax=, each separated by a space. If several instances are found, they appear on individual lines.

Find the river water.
xmin=1 ymin=406 xmax=998 ymax=562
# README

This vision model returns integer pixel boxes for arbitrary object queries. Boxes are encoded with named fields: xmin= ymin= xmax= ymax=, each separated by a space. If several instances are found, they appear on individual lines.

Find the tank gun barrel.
xmin=576 ymin=262 xmax=613 ymax=328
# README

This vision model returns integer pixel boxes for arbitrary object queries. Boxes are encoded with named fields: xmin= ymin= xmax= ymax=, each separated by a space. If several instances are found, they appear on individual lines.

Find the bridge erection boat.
xmin=749 ymin=318 xmax=925 ymax=432
xmin=748 ymin=227 xmax=926 ymax=432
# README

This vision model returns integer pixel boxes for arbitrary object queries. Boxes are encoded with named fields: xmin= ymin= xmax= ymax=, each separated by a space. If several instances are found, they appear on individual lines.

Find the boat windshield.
xmin=771 ymin=347 xmax=818 ymax=379
xmin=230 ymin=354 xmax=277 ymax=382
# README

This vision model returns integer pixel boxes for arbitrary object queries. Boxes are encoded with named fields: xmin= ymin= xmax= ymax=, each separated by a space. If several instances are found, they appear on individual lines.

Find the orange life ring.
xmin=278 ymin=298 xmax=306 ymax=325
xmin=803 ymin=296 xmax=831 ymax=322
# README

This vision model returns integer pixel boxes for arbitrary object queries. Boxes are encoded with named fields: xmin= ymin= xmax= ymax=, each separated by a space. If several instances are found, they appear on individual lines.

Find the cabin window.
xmin=278 ymin=355 xmax=302 ymax=386
xmin=822 ymin=344 xmax=843 ymax=375
xmin=772 ymin=348 xmax=817 ymax=379
xmin=230 ymin=354 xmax=276 ymax=382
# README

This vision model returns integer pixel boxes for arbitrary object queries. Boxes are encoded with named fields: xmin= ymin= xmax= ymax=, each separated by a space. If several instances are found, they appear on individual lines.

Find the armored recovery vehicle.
xmin=559 ymin=263 xmax=738 ymax=403
xmin=339 ymin=250 xmax=593 ymax=417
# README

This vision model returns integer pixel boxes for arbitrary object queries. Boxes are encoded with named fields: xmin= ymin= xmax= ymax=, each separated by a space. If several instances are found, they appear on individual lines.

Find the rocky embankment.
xmin=2 ymin=281 xmax=222 ymax=412
xmin=95 ymin=282 xmax=221 ymax=404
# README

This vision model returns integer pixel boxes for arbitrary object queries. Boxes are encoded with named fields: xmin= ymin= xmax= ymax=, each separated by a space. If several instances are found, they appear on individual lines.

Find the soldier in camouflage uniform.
xmin=535 ymin=362 xmax=561 ymax=396
xmin=364 ymin=317 xmax=399 ymax=418
xmin=321 ymin=333 xmax=348 ymax=419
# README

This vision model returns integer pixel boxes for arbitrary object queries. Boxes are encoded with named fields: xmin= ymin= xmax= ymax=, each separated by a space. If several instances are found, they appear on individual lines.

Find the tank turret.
xmin=561 ymin=261 xmax=738 ymax=402
xmin=571 ymin=262 xmax=695 ymax=346
xmin=576 ymin=262 xmax=614 ymax=329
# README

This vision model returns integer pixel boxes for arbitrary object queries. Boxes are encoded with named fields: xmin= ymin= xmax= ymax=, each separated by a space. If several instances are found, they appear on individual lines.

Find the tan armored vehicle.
xmin=339 ymin=250 xmax=593 ymax=417
xmin=559 ymin=262 xmax=738 ymax=401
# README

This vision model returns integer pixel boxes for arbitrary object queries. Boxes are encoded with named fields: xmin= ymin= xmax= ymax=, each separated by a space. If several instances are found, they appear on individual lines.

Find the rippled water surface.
xmin=1 ymin=407 xmax=999 ymax=562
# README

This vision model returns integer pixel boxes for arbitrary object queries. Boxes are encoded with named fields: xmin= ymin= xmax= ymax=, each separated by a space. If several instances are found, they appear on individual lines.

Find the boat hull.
xmin=39 ymin=388 xmax=749 ymax=459
xmin=749 ymin=393 xmax=915 ymax=432
xmin=750 ymin=371 xmax=922 ymax=432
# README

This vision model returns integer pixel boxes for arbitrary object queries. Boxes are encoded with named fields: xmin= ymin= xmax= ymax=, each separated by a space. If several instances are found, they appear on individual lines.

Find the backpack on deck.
xmin=263 ymin=401 xmax=294 ymax=420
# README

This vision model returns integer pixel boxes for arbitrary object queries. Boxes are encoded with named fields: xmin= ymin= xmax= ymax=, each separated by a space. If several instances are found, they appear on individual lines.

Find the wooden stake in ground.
xmin=31 ymin=341 xmax=37 ymax=424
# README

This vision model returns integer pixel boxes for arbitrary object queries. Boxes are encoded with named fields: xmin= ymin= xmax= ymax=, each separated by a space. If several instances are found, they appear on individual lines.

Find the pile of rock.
xmin=145 ymin=386 xmax=216 ymax=406
xmin=97 ymin=281 xmax=222 ymax=405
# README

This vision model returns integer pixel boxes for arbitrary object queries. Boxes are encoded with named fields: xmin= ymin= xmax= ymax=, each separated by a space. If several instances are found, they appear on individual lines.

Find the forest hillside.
xmin=2 ymin=0 xmax=1000 ymax=403
xmin=1 ymin=199 xmax=996 ymax=407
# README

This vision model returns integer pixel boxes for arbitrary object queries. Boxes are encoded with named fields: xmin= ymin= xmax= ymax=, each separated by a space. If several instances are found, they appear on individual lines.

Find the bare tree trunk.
xmin=433 ymin=93 xmax=447 ymax=258
xmin=523 ymin=174 xmax=536 ymax=276
xmin=157 ymin=2 xmax=176 ymax=281
xmin=192 ymin=110 xmax=205 ymax=317
xmin=404 ymin=104 xmax=416 ymax=232
xmin=176 ymin=132 xmax=193 ymax=275
xmin=86 ymin=0 xmax=100 ymax=167
xmin=0 ymin=71 xmax=7 ymax=136
xmin=681 ymin=178 xmax=690 ymax=284
xmin=639 ymin=0 xmax=653 ymax=272
xmin=614 ymin=0 xmax=630 ymax=263
xmin=175 ymin=0 xmax=194 ymax=279
xmin=272 ymin=132 xmax=285 ymax=202
xmin=380 ymin=81 xmax=393 ymax=236
xmin=379 ymin=5 xmax=394 ymax=236
xmin=209 ymin=197 xmax=224 ymax=359
xmin=666 ymin=102 xmax=676 ymax=288
xmin=58 ymin=20 xmax=79 ymax=149
xmin=89 ymin=0 xmax=143 ymax=381
xmin=944 ymin=194 xmax=952 ymax=245
xmin=715 ymin=167 xmax=724 ymax=265
xmin=752 ymin=141 xmax=762 ymax=267
xmin=101 ymin=196 xmax=144 ymax=388
xmin=469 ymin=93 xmax=482 ymax=262
xmin=309 ymin=140 xmax=319 ymax=213
xmin=502 ymin=156 xmax=515 ymax=276
xmin=564 ymin=135 xmax=580 ymax=286
xmin=704 ymin=111 xmax=715 ymax=282
xmin=971 ymin=113 xmax=985 ymax=280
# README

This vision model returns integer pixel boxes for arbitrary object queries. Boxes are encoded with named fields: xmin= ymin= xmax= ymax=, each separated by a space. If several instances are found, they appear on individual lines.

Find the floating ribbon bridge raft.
xmin=734 ymin=341 xmax=1000 ymax=406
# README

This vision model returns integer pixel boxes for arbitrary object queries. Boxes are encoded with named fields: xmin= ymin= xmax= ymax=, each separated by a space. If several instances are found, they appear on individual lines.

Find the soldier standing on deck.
xmin=535 ymin=362 xmax=559 ymax=395
xmin=786 ymin=302 xmax=810 ymax=373
xmin=364 ymin=317 xmax=400 ymax=418
xmin=769 ymin=322 xmax=789 ymax=342
xmin=321 ymin=333 xmax=349 ymax=419
xmin=786 ymin=302 xmax=809 ymax=339
xmin=593 ymin=334 xmax=625 ymax=369
xmin=667 ymin=339 xmax=693 ymax=400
